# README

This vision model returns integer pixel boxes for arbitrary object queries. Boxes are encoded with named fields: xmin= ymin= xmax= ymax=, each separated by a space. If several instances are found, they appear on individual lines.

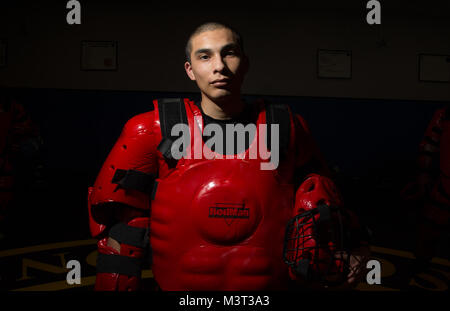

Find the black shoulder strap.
xmin=157 ymin=98 xmax=189 ymax=161
xmin=265 ymin=102 xmax=291 ymax=160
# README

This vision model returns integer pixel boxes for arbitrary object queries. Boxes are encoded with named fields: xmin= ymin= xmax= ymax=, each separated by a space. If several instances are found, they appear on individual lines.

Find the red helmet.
xmin=284 ymin=174 xmax=352 ymax=287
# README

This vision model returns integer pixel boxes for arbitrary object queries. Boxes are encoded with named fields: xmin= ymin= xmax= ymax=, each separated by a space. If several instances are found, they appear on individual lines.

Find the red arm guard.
xmin=88 ymin=107 xmax=160 ymax=291
xmin=401 ymin=108 xmax=446 ymax=201
xmin=88 ymin=110 xmax=159 ymax=237
xmin=94 ymin=216 xmax=150 ymax=291
xmin=293 ymin=114 xmax=332 ymax=178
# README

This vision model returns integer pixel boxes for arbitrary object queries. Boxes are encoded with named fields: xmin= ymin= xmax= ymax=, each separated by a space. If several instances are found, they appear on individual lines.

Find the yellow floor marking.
xmin=13 ymin=270 xmax=154 ymax=291
xmin=0 ymin=239 xmax=97 ymax=258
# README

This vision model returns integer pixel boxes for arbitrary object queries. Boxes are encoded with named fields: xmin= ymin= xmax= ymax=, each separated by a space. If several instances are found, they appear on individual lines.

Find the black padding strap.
xmin=157 ymin=98 xmax=189 ymax=161
xmin=96 ymin=253 xmax=142 ymax=277
xmin=108 ymin=223 xmax=149 ymax=249
xmin=111 ymin=169 xmax=155 ymax=195
xmin=157 ymin=137 xmax=175 ymax=160
xmin=265 ymin=103 xmax=291 ymax=159
xmin=151 ymin=181 xmax=158 ymax=200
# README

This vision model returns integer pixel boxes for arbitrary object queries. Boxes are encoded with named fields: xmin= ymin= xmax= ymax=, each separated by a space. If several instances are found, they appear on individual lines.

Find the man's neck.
xmin=200 ymin=94 xmax=245 ymax=120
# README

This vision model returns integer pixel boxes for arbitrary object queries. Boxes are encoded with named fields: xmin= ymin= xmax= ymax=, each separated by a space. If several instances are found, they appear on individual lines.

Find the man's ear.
xmin=184 ymin=61 xmax=196 ymax=81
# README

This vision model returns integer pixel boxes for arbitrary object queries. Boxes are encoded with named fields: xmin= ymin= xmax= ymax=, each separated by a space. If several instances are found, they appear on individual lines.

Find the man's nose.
xmin=212 ymin=55 xmax=226 ymax=72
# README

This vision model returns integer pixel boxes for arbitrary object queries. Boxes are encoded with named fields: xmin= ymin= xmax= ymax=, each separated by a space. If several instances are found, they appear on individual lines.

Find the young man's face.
xmin=185 ymin=28 xmax=248 ymax=103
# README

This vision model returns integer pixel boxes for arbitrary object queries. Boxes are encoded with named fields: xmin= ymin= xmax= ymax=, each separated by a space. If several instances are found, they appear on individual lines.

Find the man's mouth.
xmin=211 ymin=79 xmax=231 ymax=87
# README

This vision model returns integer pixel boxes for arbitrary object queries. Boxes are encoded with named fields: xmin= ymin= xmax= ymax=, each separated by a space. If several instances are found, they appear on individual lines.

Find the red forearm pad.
xmin=94 ymin=217 xmax=150 ymax=291
xmin=94 ymin=238 xmax=142 ymax=291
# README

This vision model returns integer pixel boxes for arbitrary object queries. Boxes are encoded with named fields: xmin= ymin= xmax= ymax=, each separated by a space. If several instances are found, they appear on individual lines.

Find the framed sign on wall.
xmin=317 ymin=49 xmax=352 ymax=79
xmin=81 ymin=41 xmax=118 ymax=71
xmin=418 ymin=54 xmax=450 ymax=83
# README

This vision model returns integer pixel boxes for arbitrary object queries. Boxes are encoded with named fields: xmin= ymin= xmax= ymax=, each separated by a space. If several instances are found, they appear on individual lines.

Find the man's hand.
xmin=332 ymin=245 xmax=371 ymax=289
xmin=347 ymin=246 xmax=371 ymax=285
xmin=107 ymin=237 xmax=121 ymax=252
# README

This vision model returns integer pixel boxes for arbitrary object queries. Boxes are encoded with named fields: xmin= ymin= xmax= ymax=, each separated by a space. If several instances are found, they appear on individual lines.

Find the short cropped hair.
xmin=185 ymin=22 xmax=244 ymax=63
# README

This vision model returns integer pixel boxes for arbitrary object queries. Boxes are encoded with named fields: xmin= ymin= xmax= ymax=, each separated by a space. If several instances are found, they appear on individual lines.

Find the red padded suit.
xmin=88 ymin=98 xmax=329 ymax=290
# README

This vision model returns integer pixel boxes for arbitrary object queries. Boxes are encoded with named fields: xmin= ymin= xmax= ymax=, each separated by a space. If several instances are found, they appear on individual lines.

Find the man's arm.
xmin=416 ymin=108 xmax=445 ymax=193
xmin=401 ymin=108 xmax=445 ymax=201
xmin=88 ymin=110 xmax=159 ymax=291
xmin=289 ymin=113 xmax=370 ymax=288
xmin=292 ymin=114 xmax=331 ymax=184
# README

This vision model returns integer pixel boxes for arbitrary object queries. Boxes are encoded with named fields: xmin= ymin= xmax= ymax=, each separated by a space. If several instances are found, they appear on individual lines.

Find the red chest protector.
xmin=150 ymin=98 xmax=297 ymax=290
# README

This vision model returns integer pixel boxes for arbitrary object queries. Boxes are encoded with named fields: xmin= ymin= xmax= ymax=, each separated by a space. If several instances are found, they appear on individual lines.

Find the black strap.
xmin=151 ymin=181 xmax=158 ymax=200
xmin=111 ymin=169 xmax=155 ymax=195
xmin=108 ymin=223 xmax=149 ymax=249
xmin=96 ymin=253 xmax=142 ymax=277
xmin=157 ymin=137 xmax=175 ymax=160
xmin=157 ymin=98 xmax=189 ymax=161
xmin=265 ymin=103 xmax=291 ymax=159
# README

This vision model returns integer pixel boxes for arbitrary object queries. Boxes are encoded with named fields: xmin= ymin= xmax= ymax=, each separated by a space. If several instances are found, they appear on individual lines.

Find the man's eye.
xmin=199 ymin=55 xmax=209 ymax=60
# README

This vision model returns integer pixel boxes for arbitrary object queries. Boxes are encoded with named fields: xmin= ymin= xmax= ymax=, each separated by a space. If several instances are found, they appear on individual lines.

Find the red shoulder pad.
xmin=294 ymin=113 xmax=312 ymax=136
xmin=88 ymin=110 xmax=159 ymax=237
xmin=293 ymin=114 xmax=331 ymax=176
xmin=293 ymin=114 xmax=313 ymax=163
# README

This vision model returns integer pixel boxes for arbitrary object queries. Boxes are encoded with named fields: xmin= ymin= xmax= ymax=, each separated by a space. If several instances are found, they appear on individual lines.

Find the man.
xmin=403 ymin=105 xmax=450 ymax=273
xmin=88 ymin=22 xmax=369 ymax=291
xmin=0 ymin=87 xmax=42 ymax=242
